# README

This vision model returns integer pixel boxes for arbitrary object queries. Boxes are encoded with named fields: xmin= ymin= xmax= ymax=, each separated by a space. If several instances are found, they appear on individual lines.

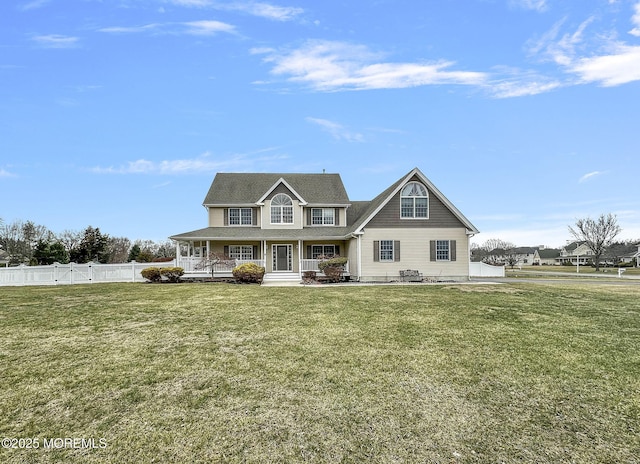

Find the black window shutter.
xmin=335 ymin=245 xmax=340 ymax=256
xmin=252 ymin=208 xmax=257 ymax=226
xmin=224 ymin=208 xmax=229 ymax=226
xmin=253 ymin=245 xmax=259 ymax=259
xmin=307 ymin=208 xmax=312 ymax=226
xmin=373 ymin=241 xmax=380 ymax=262
xmin=450 ymin=240 xmax=456 ymax=261
xmin=223 ymin=245 xmax=229 ymax=257
xmin=430 ymin=240 xmax=436 ymax=261
xmin=306 ymin=246 xmax=312 ymax=258
xmin=394 ymin=241 xmax=401 ymax=262
xmin=335 ymin=208 xmax=340 ymax=226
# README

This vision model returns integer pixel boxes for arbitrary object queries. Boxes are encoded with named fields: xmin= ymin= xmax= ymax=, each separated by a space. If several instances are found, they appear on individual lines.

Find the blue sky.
xmin=1 ymin=0 xmax=639 ymax=247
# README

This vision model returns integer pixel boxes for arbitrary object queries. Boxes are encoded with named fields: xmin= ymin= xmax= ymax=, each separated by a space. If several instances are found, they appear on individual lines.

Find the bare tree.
xmin=569 ymin=213 xmax=621 ymax=271
xmin=196 ymin=252 xmax=234 ymax=278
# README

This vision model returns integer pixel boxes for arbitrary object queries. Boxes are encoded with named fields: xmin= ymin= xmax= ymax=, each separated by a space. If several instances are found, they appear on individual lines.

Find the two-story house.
xmin=557 ymin=241 xmax=594 ymax=265
xmin=170 ymin=167 xmax=479 ymax=283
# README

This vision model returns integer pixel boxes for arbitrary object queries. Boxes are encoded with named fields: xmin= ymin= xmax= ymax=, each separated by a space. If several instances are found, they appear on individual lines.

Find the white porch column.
xmin=298 ymin=239 xmax=303 ymax=278
xmin=175 ymin=241 xmax=180 ymax=266
xmin=262 ymin=240 xmax=267 ymax=270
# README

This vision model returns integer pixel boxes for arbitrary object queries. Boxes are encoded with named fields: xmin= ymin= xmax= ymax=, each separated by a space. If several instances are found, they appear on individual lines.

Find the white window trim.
xmin=436 ymin=240 xmax=450 ymax=261
xmin=228 ymin=208 xmax=253 ymax=226
xmin=311 ymin=244 xmax=336 ymax=259
xmin=380 ymin=240 xmax=395 ymax=262
xmin=311 ymin=208 xmax=335 ymax=226
xmin=270 ymin=194 xmax=294 ymax=225
xmin=400 ymin=182 xmax=429 ymax=220
xmin=228 ymin=245 xmax=254 ymax=260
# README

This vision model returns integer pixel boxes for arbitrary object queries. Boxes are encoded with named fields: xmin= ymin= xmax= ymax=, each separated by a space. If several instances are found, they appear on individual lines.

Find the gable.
xmin=353 ymin=169 xmax=478 ymax=233
xmin=268 ymin=182 xmax=298 ymax=201
xmin=366 ymin=185 xmax=467 ymax=228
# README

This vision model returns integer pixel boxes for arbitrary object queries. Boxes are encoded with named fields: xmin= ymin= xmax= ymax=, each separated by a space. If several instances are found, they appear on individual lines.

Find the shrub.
xmin=302 ymin=270 xmax=317 ymax=283
xmin=141 ymin=267 xmax=162 ymax=283
xmin=160 ymin=267 xmax=184 ymax=283
xmin=318 ymin=256 xmax=348 ymax=283
xmin=232 ymin=262 xmax=265 ymax=284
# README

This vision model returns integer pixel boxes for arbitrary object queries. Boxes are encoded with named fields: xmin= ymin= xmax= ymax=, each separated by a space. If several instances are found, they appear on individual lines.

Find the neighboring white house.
xmin=170 ymin=167 xmax=480 ymax=282
xmin=557 ymin=242 xmax=594 ymax=265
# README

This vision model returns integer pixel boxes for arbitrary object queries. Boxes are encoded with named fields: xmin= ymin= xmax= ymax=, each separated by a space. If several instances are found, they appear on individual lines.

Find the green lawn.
xmin=508 ymin=265 xmax=640 ymax=276
xmin=1 ymin=282 xmax=639 ymax=463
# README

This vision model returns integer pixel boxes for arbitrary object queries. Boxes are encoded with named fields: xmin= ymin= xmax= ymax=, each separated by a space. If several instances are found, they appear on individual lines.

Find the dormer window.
xmin=400 ymin=182 xmax=428 ymax=219
xmin=271 ymin=193 xmax=293 ymax=224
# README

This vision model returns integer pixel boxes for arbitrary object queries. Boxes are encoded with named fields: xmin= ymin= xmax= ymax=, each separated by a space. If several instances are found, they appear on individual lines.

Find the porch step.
xmin=261 ymin=272 xmax=301 ymax=286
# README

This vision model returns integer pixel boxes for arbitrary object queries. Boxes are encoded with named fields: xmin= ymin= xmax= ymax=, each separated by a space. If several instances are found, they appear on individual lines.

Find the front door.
xmin=273 ymin=244 xmax=292 ymax=272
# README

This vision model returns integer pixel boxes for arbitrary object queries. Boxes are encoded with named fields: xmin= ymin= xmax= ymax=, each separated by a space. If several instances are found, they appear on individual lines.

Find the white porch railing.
xmin=300 ymin=259 xmax=350 ymax=273
xmin=178 ymin=257 xmax=349 ymax=274
xmin=178 ymin=257 xmax=266 ymax=273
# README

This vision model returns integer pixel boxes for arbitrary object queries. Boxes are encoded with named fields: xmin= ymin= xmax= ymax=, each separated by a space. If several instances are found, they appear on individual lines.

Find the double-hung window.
xmin=400 ymin=182 xmax=428 ymax=219
xmin=228 ymin=245 xmax=254 ymax=260
xmin=271 ymin=194 xmax=293 ymax=224
xmin=229 ymin=208 xmax=252 ymax=226
xmin=311 ymin=245 xmax=336 ymax=259
xmin=312 ymin=208 xmax=335 ymax=225
xmin=436 ymin=240 xmax=450 ymax=261
xmin=380 ymin=240 xmax=395 ymax=261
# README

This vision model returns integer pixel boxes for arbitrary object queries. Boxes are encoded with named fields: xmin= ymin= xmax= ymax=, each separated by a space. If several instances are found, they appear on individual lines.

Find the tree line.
xmin=0 ymin=218 xmax=175 ymax=266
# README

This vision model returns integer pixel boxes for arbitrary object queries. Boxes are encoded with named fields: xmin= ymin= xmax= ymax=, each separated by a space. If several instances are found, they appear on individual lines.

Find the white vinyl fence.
xmin=469 ymin=262 xmax=505 ymax=277
xmin=0 ymin=260 xmax=176 ymax=287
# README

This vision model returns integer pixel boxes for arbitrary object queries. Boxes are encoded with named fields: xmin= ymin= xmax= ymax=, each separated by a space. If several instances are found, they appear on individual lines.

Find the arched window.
xmin=270 ymin=193 xmax=293 ymax=224
xmin=400 ymin=182 xmax=428 ymax=218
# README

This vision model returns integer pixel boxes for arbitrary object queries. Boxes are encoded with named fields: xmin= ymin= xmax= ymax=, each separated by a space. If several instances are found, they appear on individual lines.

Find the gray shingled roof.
xmin=203 ymin=173 xmax=350 ymax=205
xmin=171 ymin=226 xmax=354 ymax=241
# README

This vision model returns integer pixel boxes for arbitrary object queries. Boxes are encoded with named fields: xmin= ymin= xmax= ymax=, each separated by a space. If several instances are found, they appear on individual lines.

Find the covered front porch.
xmin=174 ymin=239 xmax=350 ymax=279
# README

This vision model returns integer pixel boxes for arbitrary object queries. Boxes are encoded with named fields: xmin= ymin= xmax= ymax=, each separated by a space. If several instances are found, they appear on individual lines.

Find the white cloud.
xmin=0 ymin=168 xmax=16 ymax=178
xmin=579 ymin=170 xmax=606 ymax=183
xmin=99 ymin=24 xmax=161 ymax=34
xmin=90 ymin=150 xmax=288 ymax=174
xmin=570 ymin=44 xmax=640 ymax=86
xmin=630 ymin=2 xmax=640 ymax=36
xmin=489 ymin=68 xmax=562 ymax=97
xmin=224 ymin=2 xmax=303 ymax=21
xmin=510 ymin=0 xmax=548 ymax=12
xmin=31 ymin=34 xmax=79 ymax=49
xmin=526 ymin=6 xmax=640 ymax=87
xmin=18 ymin=0 xmax=50 ymax=11
xmin=99 ymin=21 xmax=235 ymax=36
xmin=306 ymin=117 xmax=364 ymax=142
xmin=166 ymin=1 xmax=303 ymax=21
xmin=260 ymin=40 xmax=488 ymax=91
xmin=183 ymin=20 xmax=236 ymax=35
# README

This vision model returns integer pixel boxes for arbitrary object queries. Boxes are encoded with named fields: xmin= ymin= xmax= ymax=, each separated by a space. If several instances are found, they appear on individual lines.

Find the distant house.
xmin=170 ymin=167 xmax=479 ymax=283
xmin=0 ymin=248 xmax=8 ymax=268
xmin=485 ymin=247 xmax=536 ymax=266
xmin=533 ymin=248 xmax=561 ymax=265
xmin=558 ymin=242 xmax=594 ymax=265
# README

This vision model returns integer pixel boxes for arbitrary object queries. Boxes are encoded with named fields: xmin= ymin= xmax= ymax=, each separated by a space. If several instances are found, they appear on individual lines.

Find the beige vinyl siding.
xmin=360 ymin=228 xmax=470 ymax=281
xmin=209 ymin=208 xmax=225 ymax=227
